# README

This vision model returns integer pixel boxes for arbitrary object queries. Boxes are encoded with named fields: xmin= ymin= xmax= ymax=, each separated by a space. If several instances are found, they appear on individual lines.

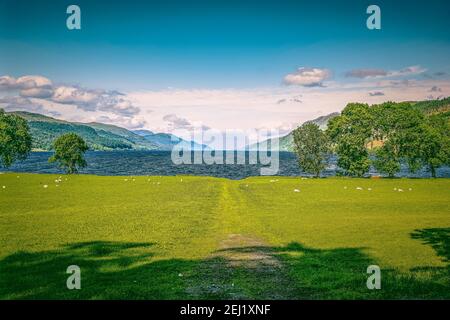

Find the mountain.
xmin=249 ymin=112 xmax=340 ymax=152
xmin=7 ymin=111 xmax=201 ymax=151
xmin=132 ymin=130 xmax=207 ymax=151
xmin=411 ymin=97 xmax=450 ymax=121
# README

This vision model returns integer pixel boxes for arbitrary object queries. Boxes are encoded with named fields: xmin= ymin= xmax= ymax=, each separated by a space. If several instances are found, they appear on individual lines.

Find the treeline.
xmin=293 ymin=101 xmax=450 ymax=178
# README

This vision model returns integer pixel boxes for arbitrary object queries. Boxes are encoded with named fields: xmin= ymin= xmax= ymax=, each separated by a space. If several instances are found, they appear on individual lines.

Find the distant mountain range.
xmin=7 ymin=111 xmax=206 ymax=151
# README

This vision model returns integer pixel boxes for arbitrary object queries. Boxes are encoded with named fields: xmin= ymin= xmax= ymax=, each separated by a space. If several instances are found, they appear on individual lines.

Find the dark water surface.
xmin=2 ymin=151 xmax=449 ymax=179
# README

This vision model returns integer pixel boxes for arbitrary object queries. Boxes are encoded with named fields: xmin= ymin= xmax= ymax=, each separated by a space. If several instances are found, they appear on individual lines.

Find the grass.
xmin=0 ymin=173 xmax=449 ymax=299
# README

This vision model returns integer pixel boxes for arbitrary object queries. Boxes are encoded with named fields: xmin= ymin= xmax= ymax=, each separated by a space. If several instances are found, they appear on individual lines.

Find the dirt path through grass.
xmin=186 ymin=182 xmax=297 ymax=299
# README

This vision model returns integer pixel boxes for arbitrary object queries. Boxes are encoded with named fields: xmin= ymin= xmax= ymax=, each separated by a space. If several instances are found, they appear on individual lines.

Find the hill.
xmin=411 ymin=97 xmax=450 ymax=121
xmin=7 ymin=111 xmax=200 ymax=151
xmin=249 ymin=112 xmax=340 ymax=151
xmin=132 ymin=130 xmax=207 ymax=151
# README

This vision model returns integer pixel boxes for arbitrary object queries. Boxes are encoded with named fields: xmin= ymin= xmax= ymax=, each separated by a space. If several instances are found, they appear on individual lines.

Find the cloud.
xmin=369 ymin=91 xmax=385 ymax=96
xmin=16 ymin=75 xmax=52 ymax=89
xmin=276 ymin=95 xmax=303 ymax=104
xmin=346 ymin=69 xmax=387 ymax=79
xmin=0 ymin=76 xmax=17 ymax=88
xmin=283 ymin=67 xmax=331 ymax=87
xmin=94 ymin=115 xmax=147 ymax=129
xmin=345 ymin=65 xmax=427 ymax=79
xmin=0 ymin=75 xmax=54 ymax=98
xmin=0 ymin=96 xmax=61 ymax=117
xmin=429 ymin=86 xmax=442 ymax=92
xmin=52 ymin=86 xmax=140 ymax=117
xmin=20 ymin=87 xmax=54 ymax=98
xmin=0 ymin=75 xmax=141 ymax=117
xmin=163 ymin=113 xmax=210 ymax=132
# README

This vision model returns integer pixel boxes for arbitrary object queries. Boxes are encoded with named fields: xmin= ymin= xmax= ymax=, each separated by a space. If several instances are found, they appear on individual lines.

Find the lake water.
xmin=2 ymin=151 xmax=449 ymax=179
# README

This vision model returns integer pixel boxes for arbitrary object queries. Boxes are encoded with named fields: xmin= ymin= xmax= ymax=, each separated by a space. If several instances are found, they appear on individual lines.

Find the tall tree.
xmin=371 ymin=102 xmax=424 ymax=177
xmin=49 ymin=133 xmax=89 ymax=174
xmin=0 ymin=109 xmax=32 ymax=167
xmin=327 ymin=103 xmax=373 ymax=177
xmin=411 ymin=115 xmax=450 ymax=178
xmin=293 ymin=122 xmax=330 ymax=177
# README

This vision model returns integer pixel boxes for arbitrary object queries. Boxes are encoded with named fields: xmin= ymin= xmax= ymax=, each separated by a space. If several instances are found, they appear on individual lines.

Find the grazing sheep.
xmin=2 ymin=186 xmax=5 ymax=189
xmin=294 ymin=189 xmax=300 ymax=193
xmin=398 ymin=189 xmax=404 ymax=192
xmin=356 ymin=187 xmax=363 ymax=190
xmin=43 ymin=185 xmax=48 ymax=188
xmin=368 ymin=188 xmax=372 ymax=191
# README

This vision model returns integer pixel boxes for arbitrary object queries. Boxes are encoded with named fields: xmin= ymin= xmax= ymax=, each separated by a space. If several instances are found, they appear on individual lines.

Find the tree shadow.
xmin=411 ymin=228 xmax=450 ymax=262
xmin=0 ymin=240 xmax=448 ymax=299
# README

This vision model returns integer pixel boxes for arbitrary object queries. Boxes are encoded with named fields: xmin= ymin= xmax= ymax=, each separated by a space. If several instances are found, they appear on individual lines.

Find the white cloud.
xmin=0 ymin=75 xmax=54 ymax=98
xmin=283 ymin=67 xmax=331 ymax=87
xmin=16 ymin=75 xmax=52 ymax=89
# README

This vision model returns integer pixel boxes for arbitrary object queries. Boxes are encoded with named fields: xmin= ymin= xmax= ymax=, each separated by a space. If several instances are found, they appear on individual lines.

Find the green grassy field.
xmin=0 ymin=173 xmax=449 ymax=299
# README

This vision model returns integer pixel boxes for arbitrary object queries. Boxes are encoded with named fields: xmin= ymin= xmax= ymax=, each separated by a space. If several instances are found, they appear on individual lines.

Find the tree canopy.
xmin=326 ymin=103 xmax=373 ymax=177
xmin=0 ymin=109 xmax=32 ymax=167
xmin=293 ymin=122 xmax=330 ymax=177
xmin=49 ymin=133 xmax=89 ymax=174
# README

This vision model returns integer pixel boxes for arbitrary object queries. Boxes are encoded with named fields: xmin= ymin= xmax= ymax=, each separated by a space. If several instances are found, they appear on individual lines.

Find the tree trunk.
xmin=430 ymin=164 xmax=436 ymax=178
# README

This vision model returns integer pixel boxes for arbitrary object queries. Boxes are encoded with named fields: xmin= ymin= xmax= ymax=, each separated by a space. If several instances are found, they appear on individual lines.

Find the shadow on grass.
xmin=0 ymin=240 xmax=448 ymax=299
xmin=411 ymin=228 xmax=450 ymax=262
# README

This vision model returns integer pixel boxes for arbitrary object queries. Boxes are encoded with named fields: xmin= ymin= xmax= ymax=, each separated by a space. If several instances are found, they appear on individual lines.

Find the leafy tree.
xmin=411 ymin=115 xmax=450 ymax=178
xmin=327 ymin=103 xmax=373 ymax=177
xmin=293 ymin=122 xmax=330 ymax=177
xmin=49 ymin=133 xmax=88 ymax=174
xmin=373 ymin=141 xmax=401 ymax=177
xmin=371 ymin=102 xmax=424 ymax=177
xmin=0 ymin=109 xmax=32 ymax=167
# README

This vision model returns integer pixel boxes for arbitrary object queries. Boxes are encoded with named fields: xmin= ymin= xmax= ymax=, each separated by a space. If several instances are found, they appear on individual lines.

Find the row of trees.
xmin=293 ymin=102 xmax=450 ymax=178
xmin=0 ymin=109 xmax=88 ymax=173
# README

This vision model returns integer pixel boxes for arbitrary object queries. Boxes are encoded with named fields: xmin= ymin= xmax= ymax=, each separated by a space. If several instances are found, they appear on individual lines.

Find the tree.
xmin=373 ymin=141 xmax=401 ymax=178
xmin=49 ymin=133 xmax=88 ymax=174
xmin=412 ymin=115 xmax=450 ymax=178
xmin=0 ymin=109 xmax=32 ymax=167
xmin=371 ymin=102 xmax=424 ymax=177
xmin=327 ymin=103 xmax=373 ymax=177
xmin=293 ymin=122 xmax=330 ymax=177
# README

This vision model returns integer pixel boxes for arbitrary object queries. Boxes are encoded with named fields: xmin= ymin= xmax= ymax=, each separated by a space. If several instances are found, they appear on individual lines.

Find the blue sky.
xmin=1 ymin=0 xmax=450 ymax=137
xmin=1 ymin=0 xmax=450 ymax=89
